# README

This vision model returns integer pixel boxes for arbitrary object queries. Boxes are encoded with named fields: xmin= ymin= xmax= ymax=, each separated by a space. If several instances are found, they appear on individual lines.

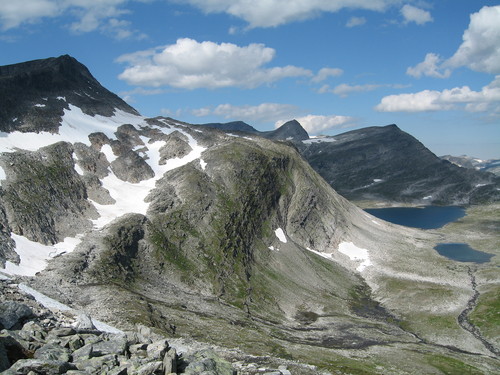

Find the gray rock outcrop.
xmin=0 ymin=142 xmax=96 ymax=244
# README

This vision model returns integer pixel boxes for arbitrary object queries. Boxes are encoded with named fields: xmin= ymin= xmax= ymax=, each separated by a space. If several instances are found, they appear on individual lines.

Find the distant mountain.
xmin=294 ymin=124 xmax=500 ymax=205
xmin=198 ymin=120 xmax=258 ymax=133
xmin=441 ymin=154 xmax=500 ymax=176
xmin=199 ymin=120 xmax=499 ymax=205
xmin=199 ymin=119 xmax=310 ymax=142
xmin=0 ymin=54 xmax=137 ymax=133
xmin=262 ymin=119 xmax=309 ymax=141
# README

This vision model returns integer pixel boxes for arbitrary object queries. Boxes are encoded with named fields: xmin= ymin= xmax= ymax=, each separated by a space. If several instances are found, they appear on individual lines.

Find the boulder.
xmin=2 ymin=358 xmax=76 ymax=375
xmin=0 ymin=302 xmax=33 ymax=330
xmin=34 ymin=343 xmax=71 ymax=362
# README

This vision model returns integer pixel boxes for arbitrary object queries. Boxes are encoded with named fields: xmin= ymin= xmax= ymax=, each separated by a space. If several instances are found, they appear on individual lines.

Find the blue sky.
xmin=1 ymin=0 xmax=499 ymax=159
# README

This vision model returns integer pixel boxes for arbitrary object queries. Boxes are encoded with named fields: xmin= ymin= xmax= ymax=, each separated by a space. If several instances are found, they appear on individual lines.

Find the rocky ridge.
xmin=0 ymin=277 xmax=320 ymax=375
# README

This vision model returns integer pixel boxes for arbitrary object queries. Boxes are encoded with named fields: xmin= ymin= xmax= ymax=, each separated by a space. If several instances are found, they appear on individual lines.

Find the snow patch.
xmin=72 ymin=152 xmax=84 ymax=175
xmin=18 ymin=283 xmax=123 ymax=334
xmin=268 ymin=246 xmax=278 ymax=251
xmin=423 ymin=195 xmax=433 ymax=200
xmin=57 ymin=96 xmax=66 ymax=101
xmin=306 ymin=247 xmax=333 ymax=260
xmin=275 ymin=228 xmax=287 ymax=243
xmin=2 ymin=234 xmax=81 ymax=277
xmin=34 ymin=104 xmax=46 ymax=108
xmin=475 ymin=183 xmax=487 ymax=188
xmin=0 ymin=165 xmax=5 ymax=185
xmin=19 ymin=283 xmax=71 ymax=311
xmin=200 ymin=159 xmax=207 ymax=170
xmin=338 ymin=242 xmax=372 ymax=272
xmin=12 ymin=117 xmax=17 ymax=122
xmin=302 ymin=137 xmax=336 ymax=144
xmin=101 ymin=144 xmax=116 ymax=163
xmin=373 ymin=179 xmax=383 ymax=183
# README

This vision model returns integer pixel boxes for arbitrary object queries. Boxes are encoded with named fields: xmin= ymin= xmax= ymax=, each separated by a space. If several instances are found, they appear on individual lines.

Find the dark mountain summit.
xmin=263 ymin=119 xmax=309 ymax=141
xmin=198 ymin=119 xmax=310 ymax=142
xmin=296 ymin=124 xmax=500 ymax=205
xmin=0 ymin=55 xmax=138 ymax=133
xmin=198 ymin=120 xmax=259 ymax=133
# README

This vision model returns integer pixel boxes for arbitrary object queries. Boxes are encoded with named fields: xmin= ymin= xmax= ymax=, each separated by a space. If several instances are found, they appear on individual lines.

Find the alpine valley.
xmin=0 ymin=55 xmax=499 ymax=375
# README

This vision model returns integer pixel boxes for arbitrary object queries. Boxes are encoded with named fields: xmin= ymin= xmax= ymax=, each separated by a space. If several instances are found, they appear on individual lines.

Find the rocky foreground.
xmin=0 ymin=278 xmax=323 ymax=375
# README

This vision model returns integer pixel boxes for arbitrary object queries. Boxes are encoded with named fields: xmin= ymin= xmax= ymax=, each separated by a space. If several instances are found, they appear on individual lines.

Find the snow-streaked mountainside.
xmin=1 ymin=56 xmax=499 ymax=374
xmin=441 ymin=154 xmax=500 ymax=176
xmin=294 ymin=125 xmax=500 ymax=205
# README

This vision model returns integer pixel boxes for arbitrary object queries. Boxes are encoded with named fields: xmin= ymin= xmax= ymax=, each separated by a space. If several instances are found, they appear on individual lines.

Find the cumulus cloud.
xmin=311 ymin=67 xmax=343 ymax=83
xmin=375 ymin=75 xmax=500 ymax=112
xmin=445 ymin=5 xmax=500 ymax=74
xmin=0 ymin=0 xmax=143 ymax=39
xmin=177 ymin=0 xmax=399 ymax=28
xmin=346 ymin=16 xmax=366 ymax=28
xmin=192 ymin=103 xmax=300 ymax=123
xmin=0 ymin=0 xmax=59 ymax=29
xmin=275 ymin=114 xmax=357 ymax=134
xmin=406 ymin=53 xmax=451 ymax=79
xmin=407 ymin=6 xmax=500 ymax=78
xmin=117 ymin=38 xmax=312 ymax=89
xmin=400 ymin=4 xmax=433 ymax=25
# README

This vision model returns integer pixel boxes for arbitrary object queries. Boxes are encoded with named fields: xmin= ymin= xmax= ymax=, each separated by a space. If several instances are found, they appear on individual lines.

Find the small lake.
xmin=434 ymin=243 xmax=494 ymax=263
xmin=365 ymin=206 xmax=466 ymax=229
xmin=365 ymin=206 xmax=494 ymax=263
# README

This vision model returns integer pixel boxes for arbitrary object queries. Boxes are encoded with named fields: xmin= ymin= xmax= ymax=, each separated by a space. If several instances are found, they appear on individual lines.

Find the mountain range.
xmin=0 ymin=55 xmax=499 ymax=374
xmin=200 ymin=121 xmax=500 ymax=205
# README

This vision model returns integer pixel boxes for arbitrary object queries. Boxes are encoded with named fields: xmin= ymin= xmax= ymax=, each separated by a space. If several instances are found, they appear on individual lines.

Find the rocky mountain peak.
xmin=0 ymin=55 xmax=138 ymax=133
xmin=265 ymin=119 xmax=309 ymax=141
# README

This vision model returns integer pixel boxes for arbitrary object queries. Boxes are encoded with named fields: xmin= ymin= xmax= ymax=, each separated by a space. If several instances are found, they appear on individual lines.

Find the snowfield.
xmin=0 ymin=104 xmax=206 ymax=276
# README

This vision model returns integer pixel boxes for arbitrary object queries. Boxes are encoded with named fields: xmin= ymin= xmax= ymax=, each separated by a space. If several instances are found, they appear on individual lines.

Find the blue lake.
xmin=365 ymin=206 xmax=494 ymax=263
xmin=434 ymin=243 xmax=494 ymax=263
xmin=365 ymin=206 xmax=466 ymax=229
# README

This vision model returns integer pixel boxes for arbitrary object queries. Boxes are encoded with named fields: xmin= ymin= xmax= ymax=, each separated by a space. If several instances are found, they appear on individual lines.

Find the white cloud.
xmin=400 ymin=4 xmax=432 ymax=25
xmin=192 ymin=103 xmax=300 ymax=123
xmin=0 ymin=0 xmax=144 ymax=39
xmin=177 ymin=0 xmax=400 ymax=28
xmin=375 ymin=75 xmax=500 ymax=112
xmin=118 ymin=38 xmax=312 ymax=89
xmin=0 ymin=0 xmax=59 ymax=29
xmin=119 ymin=87 xmax=164 ymax=103
xmin=312 ymin=67 xmax=343 ymax=83
xmin=346 ymin=16 xmax=366 ymax=28
xmin=407 ymin=6 xmax=500 ymax=78
xmin=320 ymin=82 xmax=411 ymax=96
xmin=275 ymin=114 xmax=356 ymax=134
xmin=331 ymin=83 xmax=382 ymax=97
xmin=445 ymin=5 xmax=500 ymax=74
xmin=406 ymin=53 xmax=451 ymax=79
